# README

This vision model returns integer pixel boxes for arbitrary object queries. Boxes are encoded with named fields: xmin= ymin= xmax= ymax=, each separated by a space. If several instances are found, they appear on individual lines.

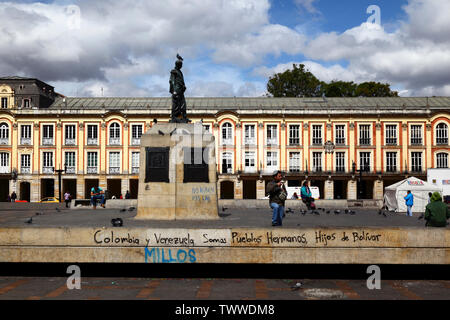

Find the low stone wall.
xmin=219 ymin=199 xmax=350 ymax=209
xmin=0 ymin=226 xmax=448 ymax=264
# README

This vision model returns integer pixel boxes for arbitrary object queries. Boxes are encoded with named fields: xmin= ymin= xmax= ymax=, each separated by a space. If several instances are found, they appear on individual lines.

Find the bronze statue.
xmin=169 ymin=54 xmax=190 ymax=123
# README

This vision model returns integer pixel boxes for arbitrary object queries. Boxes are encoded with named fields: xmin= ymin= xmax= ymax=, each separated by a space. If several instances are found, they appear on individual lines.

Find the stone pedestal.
xmin=136 ymin=123 xmax=219 ymax=220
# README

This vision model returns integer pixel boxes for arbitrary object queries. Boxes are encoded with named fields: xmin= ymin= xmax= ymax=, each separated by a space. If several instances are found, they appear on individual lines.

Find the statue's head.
xmin=175 ymin=60 xmax=183 ymax=70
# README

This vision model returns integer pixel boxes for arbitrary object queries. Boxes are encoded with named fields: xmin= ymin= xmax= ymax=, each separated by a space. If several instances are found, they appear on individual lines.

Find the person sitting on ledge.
xmin=301 ymin=181 xmax=315 ymax=211
xmin=425 ymin=192 xmax=450 ymax=227
xmin=91 ymin=185 xmax=105 ymax=209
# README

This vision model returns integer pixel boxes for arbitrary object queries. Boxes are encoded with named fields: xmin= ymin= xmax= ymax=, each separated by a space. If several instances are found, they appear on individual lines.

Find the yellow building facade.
xmin=0 ymin=77 xmax=449 ymax=202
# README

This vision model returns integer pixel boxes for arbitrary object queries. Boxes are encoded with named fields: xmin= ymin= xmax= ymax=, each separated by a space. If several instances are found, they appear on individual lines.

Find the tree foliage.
xmin=267 ymin=64 xmax=398 ymax=98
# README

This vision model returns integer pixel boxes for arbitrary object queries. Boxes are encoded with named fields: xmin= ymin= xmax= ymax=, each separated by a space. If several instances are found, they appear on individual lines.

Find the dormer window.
xmin=23 ymin=99 xmax=30 ymax=108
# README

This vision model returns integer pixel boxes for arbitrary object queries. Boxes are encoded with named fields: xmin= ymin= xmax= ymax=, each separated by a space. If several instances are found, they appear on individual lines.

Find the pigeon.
xmin=222 ymin=207 xmax=228 ymax=212
xmin=300 ymin=210 xmax=306 ymax=215
xmin=418 ymin=214 xmax=424 ymax=220
xmin=111 ymin=218 xmax=123 ymax=227
xmin=35 ymin=212 xmax=43 ymax=216
xmin=378 ymin=209 xmax=382 ymax=215
xmin=314 ymin=211 xmax=320 ymax=215
xmin=128 ymin=207 xmax=136 ymax=212
xmin=291 ymin=282 xmax=302 ymax=291
xmin=120 ymin=209 xmax=126 ymax=212
xmin=382 ymin=212 xmax=387 ymax=218
xmin=350 ymin=210 xmax=356 ymax=215
xmin=326 ymin=210 xmax=330 ymax=214
xmin=334 ymin=210 xmax=341 ymax=214
xmin=158 ymin=130 xmax=165 ymax=136
xmin=286 ymin=208 xmax=293 ymax=214
xmin=56 ymin=207 xmax=61 ymax=212
xmin=176 ymin=53 xmax=184 ymax=61
xmin=26 ymin=218 xmax=33 ymax=224
xmin=344 ymin=209 xmax=349 ymax=214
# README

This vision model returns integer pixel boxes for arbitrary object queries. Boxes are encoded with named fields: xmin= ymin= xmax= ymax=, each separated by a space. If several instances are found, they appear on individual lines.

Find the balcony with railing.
xmin=131 ymin=167 xmax=139 ymax=174
xmin=66 ymin=166 xmax=76 ymax=174
xmin=65 ymin=138 xmax=76 ymax=146
xmin=289 ymin=138 xmax=300 ymax=146
xmin=335 ymin=166 xmax=346 ymax=173
xmin=0 ymin=167 xmax=10 ymax=174
xmin=42 ymin=167 xmax=54 ymax=174
xmin=312 ymin=138 xmax=322 ymax=146
xmin=109 ymin=167 xmax=120 ymax=174
xmin=335 ymin=138 xmax=346 ymax=146
xmin=87 ymin=166 xmax=98 ymax=174
xmin=385 ymin=138 xmax=397 ymax=146
xmin=20 ymin=138 xmax=31 ymax=145
xmin=267 ymin=138 xmax=278 ymax=145
xmin=410 ymin=138 xmax=422 ymax=146
xmin=131 ymin=138 xmax=141 ymax=146
xmin=221 ymin=139 xmax=233 ymax=146
xmin=21 ymin=167 xmax=31 ymax=174
xmin=87 ymin=138 xmax=98 ymax=146
xmin=42 ymin=138 xmax=53 ymax=146
xmin=436 ymin=137 xmax=448 ymax=145
xmin=0 ymin=138 xmax=8 ymax=145
xmin=109 ymin=137 xmax=121 ymax=146
xmin=289 ymin=166 xmax=301 ymax=173
xmin=359 ymin=138 xmax=371 ymax=146
xmin=244 ymin=138 xmax=256 ymax=146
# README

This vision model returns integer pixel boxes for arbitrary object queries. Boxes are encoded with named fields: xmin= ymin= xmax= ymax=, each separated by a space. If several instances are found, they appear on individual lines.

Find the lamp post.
xmin=55 ymin=163 xmax=67 ymax=203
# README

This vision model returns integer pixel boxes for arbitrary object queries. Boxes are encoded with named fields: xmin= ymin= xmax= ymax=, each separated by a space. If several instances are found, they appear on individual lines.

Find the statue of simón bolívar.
xmin=169 ymin=54 xmax=191 ymax=123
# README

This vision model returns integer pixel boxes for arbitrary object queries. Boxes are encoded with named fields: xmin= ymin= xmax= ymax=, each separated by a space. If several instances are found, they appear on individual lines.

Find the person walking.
xmin=10 ymin=191 xmax=17 ymax=203
xmin=424 ymin=192 xmax=450 ymax=227
xmin=64 ymin=191 xmax=71 ymax=208
xmin=91 ymin=185 xmax=106 ymax=209
xmin=404 ymin=190 xmax=414 ymax=217
xmin=125 ymin=191 xmax=131 ymax=199
xmin=265 ymin=171 xmax=287 ymax=227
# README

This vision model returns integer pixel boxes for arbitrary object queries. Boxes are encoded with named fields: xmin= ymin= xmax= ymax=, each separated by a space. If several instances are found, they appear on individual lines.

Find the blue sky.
xmin=0 ymin=0 xmax=449 ymax=97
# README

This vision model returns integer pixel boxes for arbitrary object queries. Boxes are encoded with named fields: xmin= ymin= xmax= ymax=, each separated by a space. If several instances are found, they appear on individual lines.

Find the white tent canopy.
xmin=384 ymin=177 xmax=442 ymax=213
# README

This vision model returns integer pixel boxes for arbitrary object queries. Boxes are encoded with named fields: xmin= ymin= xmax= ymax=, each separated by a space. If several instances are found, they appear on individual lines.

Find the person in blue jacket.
xmin=404 ymin=190 xmax=414 ymax=217
xmin=301 ymin=181 xmax=314 ymax=211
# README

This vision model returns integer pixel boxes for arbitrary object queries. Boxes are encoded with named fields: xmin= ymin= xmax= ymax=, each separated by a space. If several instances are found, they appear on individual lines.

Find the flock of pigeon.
xmin=283 ymin=207 xmax=358 ymax=216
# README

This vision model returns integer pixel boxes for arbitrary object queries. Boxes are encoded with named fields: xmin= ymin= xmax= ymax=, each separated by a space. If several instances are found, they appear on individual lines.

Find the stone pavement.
xmin=0 ymin=204 xmax=439 ymax=229
xmin=0 ymin=277 xmax=448 ymax=300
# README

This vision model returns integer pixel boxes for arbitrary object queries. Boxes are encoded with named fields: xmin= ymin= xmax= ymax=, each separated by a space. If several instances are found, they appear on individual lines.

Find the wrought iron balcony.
xmin=359 ymin=139 xmax=371 ymax=146
xmin=222 ymin=139 xmax=233 ymax=146
xmin=42 ymin=167 xmax=54 ymax=174
xmin=42 ymin=138 xmax=53 ymax=146
xmin=267 ymin=139 xmax=278 ymax=145
xmin=87 ymin=167 xmax=98 ymax=174
xmin=65 ymin=138 xmax=76 ymax=146
xmin=87 ymin=138 xmax=98 ymax=146
xmin=131 ymin=167 xmax=139 ymax=174
xmin=66 ymin=166 xmax=76 ymax=174
xmin=109 ymin=167 xmax=120 ymax=174
xmin=244 ymin=139 xmax=256 ymax=145
xmin=20 ymin=138 xmax=31 ymax=145
xmin=109 ymin=138 xmax=121 ymax=146
xmin=21 ymin=167 xmax=31 ymax=174
xmin=131 ymin=138 xmax=141 ymax=146
xmin=0 ymin=138 xmax=8 ymax=145
xmin=312 ymin=139 xmax=323 ymax=146
xmin=410 ymin=138 xmax=422 ymax=145
xmin=335 ymin=138 xmax=346 ymax=145
xmin=436 ymin=138 xmax=448 ymax=145
xmin=385 ymin=138 xmax=397 ymax=145
xmin=289 ymin=139 xmax=300 ymax=146
xmin=0 ymin=167 xmax=10 ymax=174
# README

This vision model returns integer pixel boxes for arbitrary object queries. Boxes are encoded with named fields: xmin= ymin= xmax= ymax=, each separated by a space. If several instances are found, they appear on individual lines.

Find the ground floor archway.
xmin=41 ymin=179 xmax=54 ymax=199
xmin=0 ymin=179 xmax=9 ymax=202
xmin=20 ymin=182 xmax=31 ymax=202
xmin=243 ymin=179 xmax=256 ymax=199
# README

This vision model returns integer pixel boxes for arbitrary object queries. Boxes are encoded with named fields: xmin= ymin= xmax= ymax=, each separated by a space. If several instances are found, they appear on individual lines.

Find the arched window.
xmin=109 ymin=122 xmax=121 ymax=145
xmin=221 ymin=123 xmax=233 ymax=145
xmin=436 ymin=153 xmax=448 ymax=168
xmin=0 ymin=123 xmax=9 ymax=145
xmin=436 ymin=123 xmax=448 ymax=145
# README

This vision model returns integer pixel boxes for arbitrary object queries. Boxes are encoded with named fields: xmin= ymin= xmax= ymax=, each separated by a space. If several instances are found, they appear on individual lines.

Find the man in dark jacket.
xmin=425 ymin=192 xmax=450 ymax=227
xmin=265 ymin=171 xmax=287 ymax=226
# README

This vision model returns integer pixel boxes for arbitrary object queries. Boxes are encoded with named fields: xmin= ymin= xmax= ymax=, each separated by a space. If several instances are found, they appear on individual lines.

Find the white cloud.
xmin=294 ymin=0 xmax=320 ymax=14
